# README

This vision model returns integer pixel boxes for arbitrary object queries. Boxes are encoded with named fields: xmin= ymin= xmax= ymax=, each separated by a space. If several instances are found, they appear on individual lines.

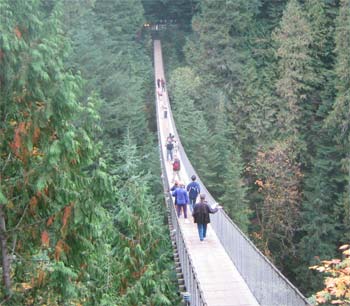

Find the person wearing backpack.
xmin=172 ymin=182 xmax=189 ymax=220
xmin=172 ymin=156 xmax=181 ymax=182
xmin=192 ymin=194 xmax=222 ymax=241
xmin=186 ymin=175 xmax=200 ymax=213
xmin=166 ymin=140 xmax=174 ymax=161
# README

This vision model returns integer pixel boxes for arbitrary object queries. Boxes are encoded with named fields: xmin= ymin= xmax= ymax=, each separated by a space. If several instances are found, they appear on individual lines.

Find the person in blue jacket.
xmin=186 ymin=175 xmax=200 ymax=213
xmin=172 ymin=182 xmax=189 ymax=219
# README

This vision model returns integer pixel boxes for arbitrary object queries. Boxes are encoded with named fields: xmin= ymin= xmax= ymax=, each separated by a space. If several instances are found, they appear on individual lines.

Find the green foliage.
xmin=272 ymin=0 xmax=317 ymax=138
xmin=186 ymin=0 xmax=259 ymax=91
xmin=169 ymin=67 xmax=216 ymax=186
xmin=2 ymin=0 xmax=349 ymax=303
xmin=219 ymin=149 xmax=251 ymax=233
xmin=113 ymin=139 xmax=180 ymax=306
xmin=163 ymin=0 xmax=349 ymax=300
xmin=62 ymin=1 xmax=180 ymax=304
xmin=0 ymin=1 xmax=118 ymax=304
xmin=1 ymin=0 xmax=179 ymax=305
xmin=66 ymin=0 xmax=152 ymax=150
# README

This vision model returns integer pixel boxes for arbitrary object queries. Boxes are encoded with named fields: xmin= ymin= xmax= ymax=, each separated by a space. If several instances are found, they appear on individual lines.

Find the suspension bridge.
xmin=153 ymin=39 xmax=310 ymax=306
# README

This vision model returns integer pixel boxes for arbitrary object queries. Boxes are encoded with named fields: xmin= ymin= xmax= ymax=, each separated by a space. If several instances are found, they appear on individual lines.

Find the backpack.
xmin=166 ymin=142 xmax=174 ymax=150
xmin=173 ymin=159 xmax=180 ymax=171
xmin=188 ymin=183 xmax=199 ymax=199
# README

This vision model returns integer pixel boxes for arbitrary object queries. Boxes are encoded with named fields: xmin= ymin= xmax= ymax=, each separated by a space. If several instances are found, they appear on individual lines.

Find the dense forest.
xmin=0 ymin=0 xmax=349 ymax=305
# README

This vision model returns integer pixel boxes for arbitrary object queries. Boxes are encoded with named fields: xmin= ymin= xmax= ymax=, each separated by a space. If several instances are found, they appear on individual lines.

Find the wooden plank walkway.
xmin=154 ymin=40 xmax=260 ymax=306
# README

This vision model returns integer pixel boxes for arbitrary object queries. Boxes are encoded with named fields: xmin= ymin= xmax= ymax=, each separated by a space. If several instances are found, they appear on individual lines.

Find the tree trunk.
xmin=0 ymin=204 xmax=11 ymax=296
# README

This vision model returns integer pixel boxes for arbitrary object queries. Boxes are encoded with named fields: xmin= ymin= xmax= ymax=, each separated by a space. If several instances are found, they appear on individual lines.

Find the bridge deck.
xmin=154 ymin=40 xmax=260 ymax=306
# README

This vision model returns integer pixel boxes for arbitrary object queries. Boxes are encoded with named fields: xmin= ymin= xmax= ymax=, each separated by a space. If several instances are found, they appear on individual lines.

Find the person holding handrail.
xmin=192 ymin=194 xmax=222 ymax=241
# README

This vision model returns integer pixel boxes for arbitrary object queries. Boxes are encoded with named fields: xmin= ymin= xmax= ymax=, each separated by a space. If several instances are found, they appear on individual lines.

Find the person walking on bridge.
xmin=162 ymin=104 xmax=168 ymax=119
xmin=187 ymin=175 xmax=200 ymax=213
xmin=161 ymin=78 xmax=166 ymax=92
xmin=157 ymin=87 xmax=162 ymax=100
xmin=166 ymin=140 xmax=174 ymax=161
xmin=192 ymin=194 xmax=221 ymax=241
xmin=172 ymin=155 xmax=181 ymax=182
xmin=172 ymin=182 xmax=189 ymax=220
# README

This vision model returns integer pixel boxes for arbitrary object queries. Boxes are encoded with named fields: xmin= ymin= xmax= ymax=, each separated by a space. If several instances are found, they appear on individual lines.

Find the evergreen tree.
xmin=292 ymin=0 xmax=342 ymax=294
xmin=169 ymin=67 xmax=216 ymax=188
xmin=208 ymin=94 xmax=231 ymax=197
xmin=272 ymin=0 xmax=317 ymax=139
xmin=63 ymin=1 xmax=180 ymax=304
xmin=0 ymin=1 xmax=116 ymax=304
xmin=168 ymin=66 xmax=201 ymax=152
xmin=67 ymin=0 xmax=152 ymax=150
xmin=219 ymin=149 xmax=250 ymax=233
xmin=259 ymin=0 xmax=288 ymax=30
xmin=296 ymin=139 xmax=344 ymax=294
xmin=327 ymin=0 xmax=350 ymax=241
xmin=187 ymin=0 xmax=260 ymax=89
xmin=113 ymin=137 xmax=180 ymax=306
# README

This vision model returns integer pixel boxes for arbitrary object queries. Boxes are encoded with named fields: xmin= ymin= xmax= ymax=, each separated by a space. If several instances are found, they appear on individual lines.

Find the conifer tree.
xmin=169 ymin=67 xmax=216 ymax=188
xmin=219 ymin=149 xmax=250 ymax=233
xmin=0 ymin=1 xmax=116 ymax=304
xmin=207 ymin=94 xmax=232 ymax=197
xmin=272 ymin=0 xmax=317 ymax=139
xmin=259 ymin=0 xmax=288 ymax=30
xmin=67 ymin=0 xmax=152 ymax=150
xmin=327 ymin=0 xmax=350 ymax=241
xmin=187 ymin=0 xmax=259 ymax=88
xmin=113 ymin=136 xmax=179 ymax=306
xmin=292 ymin=0 xmax=343 ymax=294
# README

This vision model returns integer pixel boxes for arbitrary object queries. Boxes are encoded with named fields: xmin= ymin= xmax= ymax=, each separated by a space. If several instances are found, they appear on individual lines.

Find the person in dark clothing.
xmin=157 ymin=78 xmax=161 ymax=88
xmin=187 ymin=175 xmax=200 ymax=213
xmin=192 ymin=194 xmax=221 ymax=241
xmin=166 ymin=141 xmax=174 ymax=161
xmin=161 ymin=78 xmax=165 ymax=91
